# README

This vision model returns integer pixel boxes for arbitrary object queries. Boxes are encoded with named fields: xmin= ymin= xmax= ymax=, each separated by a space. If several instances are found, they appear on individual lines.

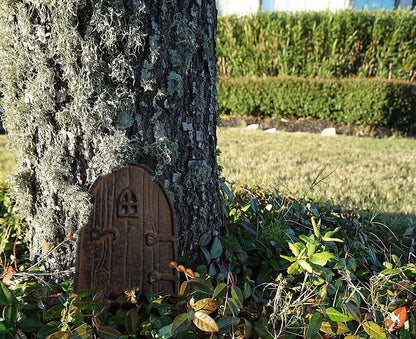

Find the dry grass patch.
xmin=218 ymin=127 xmax=416 ymax=219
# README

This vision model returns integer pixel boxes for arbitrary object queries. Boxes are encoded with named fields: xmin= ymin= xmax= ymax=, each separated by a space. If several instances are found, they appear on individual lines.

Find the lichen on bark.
xmin=0 ymin=0 xmax=223 ymax=277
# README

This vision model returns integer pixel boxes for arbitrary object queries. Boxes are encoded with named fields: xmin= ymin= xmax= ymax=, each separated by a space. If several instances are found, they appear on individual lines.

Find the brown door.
xmin=75 ymin=165 xmax=178 ymax=296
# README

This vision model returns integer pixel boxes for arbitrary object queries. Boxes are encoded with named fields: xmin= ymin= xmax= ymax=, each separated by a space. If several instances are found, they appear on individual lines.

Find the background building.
xmin=217 ymin=0 xmax=415 ymax=16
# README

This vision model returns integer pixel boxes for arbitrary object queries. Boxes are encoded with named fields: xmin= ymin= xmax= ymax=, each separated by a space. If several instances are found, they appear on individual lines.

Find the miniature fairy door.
xmin=75 ymin=165 xmax=178 ymax=297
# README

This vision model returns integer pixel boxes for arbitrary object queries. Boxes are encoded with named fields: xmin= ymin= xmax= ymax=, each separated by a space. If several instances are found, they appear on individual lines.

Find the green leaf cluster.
xmin=1 ymin=182 xmax=416 ymax=338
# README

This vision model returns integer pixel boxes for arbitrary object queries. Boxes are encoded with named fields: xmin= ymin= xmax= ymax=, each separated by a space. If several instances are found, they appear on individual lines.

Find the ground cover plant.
xmin=1 ymin=178 xmax=416 ymax=338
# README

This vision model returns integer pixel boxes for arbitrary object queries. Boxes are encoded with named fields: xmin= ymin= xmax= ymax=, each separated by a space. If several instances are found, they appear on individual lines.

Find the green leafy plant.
xmin=0 ymin=182 xmax=415 ymax=338
xmin=280 ymin=217 xmax=342 ymax=276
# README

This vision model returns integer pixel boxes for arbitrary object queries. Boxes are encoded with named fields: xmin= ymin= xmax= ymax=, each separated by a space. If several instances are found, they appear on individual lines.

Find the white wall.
xmin=217 ymin=0 xmax=413 ymax=16
xmin=217 ymin=0 xmax=260 ymax=16
xmin=274 ymin=0 xmax=351 ymax=12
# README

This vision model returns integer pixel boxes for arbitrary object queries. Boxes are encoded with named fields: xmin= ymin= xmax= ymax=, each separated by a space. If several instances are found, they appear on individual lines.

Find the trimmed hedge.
xmin=217 ymin=9 xmax=416 ymax=81
xmin=218 ymin=76 xmax=416 ymax=131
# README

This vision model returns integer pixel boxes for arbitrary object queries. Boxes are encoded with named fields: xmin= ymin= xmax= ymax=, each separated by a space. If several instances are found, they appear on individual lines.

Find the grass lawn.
xmin=2 ymin=131 xmax=416 ymax=222
xmin=218 ymin=127 xmax=416 ymax=222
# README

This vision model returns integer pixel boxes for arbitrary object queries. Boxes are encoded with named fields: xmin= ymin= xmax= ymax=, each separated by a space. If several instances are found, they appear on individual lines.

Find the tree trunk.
xmin=0 ymin=0 xmax=223 ymax=279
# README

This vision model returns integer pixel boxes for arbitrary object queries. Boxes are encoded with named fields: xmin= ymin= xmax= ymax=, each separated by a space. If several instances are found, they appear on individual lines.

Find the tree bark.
xmin=0 ymin=0 xmax=223 ymax=279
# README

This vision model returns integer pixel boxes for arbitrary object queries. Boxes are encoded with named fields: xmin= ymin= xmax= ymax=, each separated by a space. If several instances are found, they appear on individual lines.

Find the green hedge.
xmin=218 ymin=76 xmax=416 ymax=131
xmin=217 ymin=9 xmax=416 ymax=80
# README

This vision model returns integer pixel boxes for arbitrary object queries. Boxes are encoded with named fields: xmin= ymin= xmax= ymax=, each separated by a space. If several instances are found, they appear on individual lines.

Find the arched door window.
xmin=118 ymin=188 xmax=139 ymax=217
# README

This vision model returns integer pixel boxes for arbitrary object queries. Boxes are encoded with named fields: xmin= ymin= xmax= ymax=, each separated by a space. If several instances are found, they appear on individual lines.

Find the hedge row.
xmin=217 ymin=9 xmax=416 ymax=80
xmin=218 ymin=76 xmax=416 ymax=131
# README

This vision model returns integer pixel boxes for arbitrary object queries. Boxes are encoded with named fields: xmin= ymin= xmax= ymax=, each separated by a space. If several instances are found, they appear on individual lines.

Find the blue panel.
xmin=354 ymin=0 xmax=396 ymax=10
xmin=262 ymin=0 xmax=275 ymax=11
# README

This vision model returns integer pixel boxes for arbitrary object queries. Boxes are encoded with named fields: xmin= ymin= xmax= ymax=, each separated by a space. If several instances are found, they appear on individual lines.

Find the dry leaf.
xmin=2 ymin=266 xmax=14 ymax=286
xmin=190 ymin=297 xmax=219 ymax=314
xmin=42 ymin=238 xmax=49 ymax=253
xmin=385 ymin=306 xmax=407 ymax=332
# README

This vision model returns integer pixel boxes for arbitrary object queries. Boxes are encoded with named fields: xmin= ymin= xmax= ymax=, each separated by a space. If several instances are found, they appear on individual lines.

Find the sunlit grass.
xmin=1 ymin=131 xmax=416 ymax=220
xmin=0 ymin=135 xmax=14 ymax=182
xmin=218 ymin=127 xmax=416 ymax=219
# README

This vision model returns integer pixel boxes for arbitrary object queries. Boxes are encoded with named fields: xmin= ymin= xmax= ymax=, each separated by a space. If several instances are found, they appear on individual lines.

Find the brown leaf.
xmin=190 ymin=298 xmax=218 ymax=314
xmin=385 ymin=306 xmax=407 ymax=332
xmin=2 ymin=266 xmax=14 ymax=287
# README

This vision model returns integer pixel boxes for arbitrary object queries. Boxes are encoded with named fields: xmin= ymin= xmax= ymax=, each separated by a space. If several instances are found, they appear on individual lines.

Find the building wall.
xmin=273 ymin=0 xmax=350 ymax=11
xmin=217 ymin=0 xmax=259 ymax=16
xmin=217 ymin=0 xmax=413 ymax=16
xmin=353 ymin=0 xmax=396 ymax=10
xmin=396 ymin=0 xmax=413 ymax=6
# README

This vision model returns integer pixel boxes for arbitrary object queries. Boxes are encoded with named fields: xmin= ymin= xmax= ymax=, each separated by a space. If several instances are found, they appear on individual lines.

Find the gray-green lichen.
xmin=0 ymin=0 xmax=223 ymax=272
xmin=0 ymin=0 xmax=144 ymax=272
xmin=184 ymin=160 xmax=212 ymax=192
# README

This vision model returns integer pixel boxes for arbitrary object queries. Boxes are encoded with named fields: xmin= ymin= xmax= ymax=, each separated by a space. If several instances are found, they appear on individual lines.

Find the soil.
xmin=219 ymin=116 xmax=414 ymax=138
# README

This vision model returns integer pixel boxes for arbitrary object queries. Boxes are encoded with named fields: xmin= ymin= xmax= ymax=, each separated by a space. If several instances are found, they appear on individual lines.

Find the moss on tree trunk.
xmin=0 ymin=0 xmax=223 ymax=279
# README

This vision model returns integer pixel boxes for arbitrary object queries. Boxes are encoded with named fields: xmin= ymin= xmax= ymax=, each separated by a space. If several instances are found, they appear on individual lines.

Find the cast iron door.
xmin=75 ymin=165 xmax=178 ymax=296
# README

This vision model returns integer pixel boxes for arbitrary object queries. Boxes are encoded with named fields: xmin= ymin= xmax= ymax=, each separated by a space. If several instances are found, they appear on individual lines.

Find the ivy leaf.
xmin=298 ymin=260 xmax=313 ymax=273
xmin=156 ymin=325 xmax=174 ymax=339
xmin=0 ymin=322 xmax=12 ymax=334
xmin=240 ymin=221 xmax=257 ymax=236
xmin=306 ymin=313 xmax=322 ymax=337
xmin=287 ymin=261 xmax=301 ymax=274
xmin=171 ymin=313 xmax=190 ymax=334
xmin=2 ymin=304 xmax=18 ymax=327
xmin=210 ymin=237 xmax=223 ymax=259
xmin=45 ymin=332 xmax=70 ymax=339
xmin=231 ymin=286 xmax=244 ymax=307
xmin=362 ymin=321 xmax=386 ymax=339
xmin=288 ymin=242 xmax=300 ymax=257
xmin=280 ymin=255 xmax=297 ymax=263
xmin=18 ymin=318 xmax=45 ymax=333
xmin=71 ymin=324 xmax=93 ymax=339
xmin=180 ymin=281 xmax=191 ymax=296
xmin=249 ymin=198 xmax=259 ymax=213
xmin=309 ymin=252 xmax=335 ymax=267
xmin=125 ymin=308 xmax=140 ymax=335
xmin=216 ymin=317 xmax=240 ymax=333
xmin=0 ymin=282 xmax=17 ymax=306
xmin=193 ymin=311 xmax=219 ymax=333
xmin=220 ymin=236 xmax=243 ymax=252
xmin=212 ymin=283 xmax=227 ymax=299
xmin=346 ymin=302 xmax=361 ymax=322
xmin=320 ymin=321 xmax=350 ymax=334
xmin=325 ymin=307 xmax=354 ymax=322
xmin=96 ymin=326 xmax=122 ymax=339
xmin=199 ymin=230 xmax=212 ymax=247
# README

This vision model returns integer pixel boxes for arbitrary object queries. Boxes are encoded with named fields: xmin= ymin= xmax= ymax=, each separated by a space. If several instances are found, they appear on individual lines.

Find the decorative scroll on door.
xmin=75 ymin=165 xmax=178 ymax=297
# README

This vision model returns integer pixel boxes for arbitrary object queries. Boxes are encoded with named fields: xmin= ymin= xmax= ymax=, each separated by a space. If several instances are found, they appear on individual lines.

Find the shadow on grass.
xmin=375 ymin=211 xmax=416 ymax=229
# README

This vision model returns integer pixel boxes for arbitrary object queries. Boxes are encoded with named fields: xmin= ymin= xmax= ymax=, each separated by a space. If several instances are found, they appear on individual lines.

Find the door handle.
xmin=90 ymin=227 xmax=118 ymax=241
